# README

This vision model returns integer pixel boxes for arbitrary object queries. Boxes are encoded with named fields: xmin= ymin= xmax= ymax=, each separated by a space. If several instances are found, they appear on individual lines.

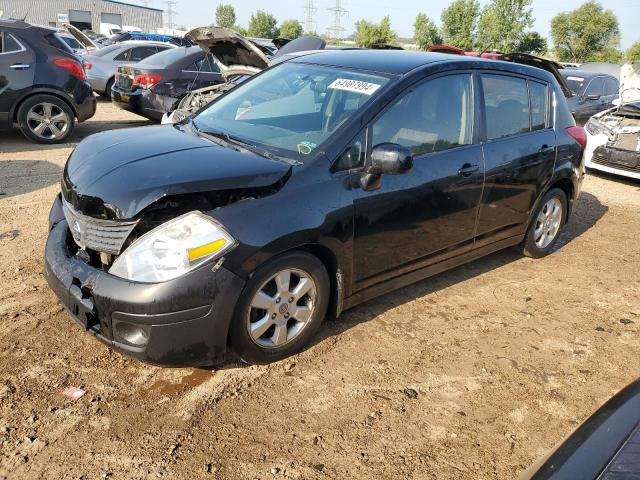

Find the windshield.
xmin=91 ymin=44 xmax=122 ymax=57
xmin=563 ymin=74 xmax=586 ymax=95
xmin=193 ymin=62 xmax=391 ymax=158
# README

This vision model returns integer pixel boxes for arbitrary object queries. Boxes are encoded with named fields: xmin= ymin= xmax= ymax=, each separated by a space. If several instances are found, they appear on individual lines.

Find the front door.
xmin=0 ymin=31 xmax=35 ymax=124
xmin=353 ymin=73 xmax=484 ymax=290
xmin=475 ymin=73 xmax=556 ymax=246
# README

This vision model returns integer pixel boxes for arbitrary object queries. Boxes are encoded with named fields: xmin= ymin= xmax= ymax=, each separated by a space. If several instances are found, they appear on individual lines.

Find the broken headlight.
xmin=109 ymin=212 xmax=236 ymax=283
xmin=585 ymin=118 xmax=610 ymax=136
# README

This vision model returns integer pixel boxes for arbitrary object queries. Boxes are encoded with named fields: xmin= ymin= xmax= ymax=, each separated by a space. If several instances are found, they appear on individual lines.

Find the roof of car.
xmin=118 ymin=40 xmax=178 ymax=47
xmin=290 ymin=49 xmax=560 ymax=80
xmin=560 ymin=69 xmax=614 ymax=79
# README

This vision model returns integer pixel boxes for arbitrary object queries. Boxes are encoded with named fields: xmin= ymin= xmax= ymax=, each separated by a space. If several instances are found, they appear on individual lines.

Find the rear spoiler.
xmin=500 ymin=53 xmax=573 ymax=98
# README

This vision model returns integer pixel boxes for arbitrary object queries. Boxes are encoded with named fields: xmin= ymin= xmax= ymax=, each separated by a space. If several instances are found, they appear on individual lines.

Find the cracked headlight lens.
xmin=109 ymin=212 xmax=235 ymax=283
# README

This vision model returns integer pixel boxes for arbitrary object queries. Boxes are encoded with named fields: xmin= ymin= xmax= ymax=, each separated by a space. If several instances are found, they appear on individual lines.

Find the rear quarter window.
xmin=0 ymin=32 xmax=23 ymax=53
xmin=529 ymin=81 xmax=549 ymax=131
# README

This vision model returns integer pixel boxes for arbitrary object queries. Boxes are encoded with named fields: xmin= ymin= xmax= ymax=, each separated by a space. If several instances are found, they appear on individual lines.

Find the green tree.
xmin=440 ymin=0 xmax=479 ymax=51
xmin=516 ymin=31 xmax=548 ymax=54
xmin=476 ymin=0 xmax=533 ymax=52
xmin=247 ymin=10 xmax=279 ymax=38
xmin=550 ymin=1 xmax=620 ymax=63
xmin=413 ymin=13 xmax=442 ymax=50
xmin=354 ymin=15 xmax=397 ymax=48
xmin=279 ymin=19 xmax=303 ymax=39
xmin=626 ymin=42 xmax=640 ymax=61
xmin=215 ymin=4 xmax=236 ymax=28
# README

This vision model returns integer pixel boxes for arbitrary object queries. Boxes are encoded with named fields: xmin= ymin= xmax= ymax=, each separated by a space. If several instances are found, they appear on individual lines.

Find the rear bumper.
xmin=75 ymin=87 xmax=97 ymax=122
xmin=44 ymin=196 xmax=245 ymax=367
xmin=111 ymin=86 xmax=177 ymax=122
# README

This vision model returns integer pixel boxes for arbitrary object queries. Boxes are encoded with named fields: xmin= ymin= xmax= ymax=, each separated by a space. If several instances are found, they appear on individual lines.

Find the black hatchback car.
xmin=111 ymin=46 xmax=223 ymax=121
xmin=45 ymin=50 xmax=585 ymax=366
xmin=0 ymin=20 xmax=96 ymax=143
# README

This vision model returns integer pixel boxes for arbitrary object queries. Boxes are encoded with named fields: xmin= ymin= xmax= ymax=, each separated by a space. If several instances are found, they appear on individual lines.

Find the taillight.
xmin=82 ymin=61 xmax=92 ymax=70
xmin=566 ymin=126 xmax=587 ymax=149
xmin=133 ymin=73 xmax=163 ymax=90
xmin=52 ymin=58 xmax=86 ymax=81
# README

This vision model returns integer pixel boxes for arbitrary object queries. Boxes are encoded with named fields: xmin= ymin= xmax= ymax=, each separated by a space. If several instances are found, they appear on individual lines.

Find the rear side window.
xmin=372 ymin=74 xmax=473 ymax=155
xmin=482 ymin=75 xmax=530 ymax=140
xmin=129 ymin=46 xmax=159 ymax=62
xmin=529 ymin=81 xmax=548 ymax=131
xmin=113 ymin=48 xmax=131 ymax=61
xmin=189 ymin=54 xmax=220 ymax=73
xmin=138 ymin=46 xmax=193 ymax=67
xmin=0 ymin=32 xmax=23 ymax=53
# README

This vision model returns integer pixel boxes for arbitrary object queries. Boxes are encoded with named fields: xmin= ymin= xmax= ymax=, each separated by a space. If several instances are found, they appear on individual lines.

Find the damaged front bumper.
xmin=43 ymin=196 xmax=245 ymax=367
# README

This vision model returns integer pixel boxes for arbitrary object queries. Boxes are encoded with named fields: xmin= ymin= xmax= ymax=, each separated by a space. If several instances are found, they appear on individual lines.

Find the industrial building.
xmin=0 ymin=0 xmax=163 ymax=34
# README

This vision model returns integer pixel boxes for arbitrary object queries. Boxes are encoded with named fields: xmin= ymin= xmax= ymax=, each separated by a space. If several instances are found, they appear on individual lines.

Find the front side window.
xmin=585 ymin=78 xmax=604 ymax=97
xmin=193 ymin=63 xmax=390 ymax=159
xmin=371 ymin=74 xmax=473 ymax=156
xmin=482 ymin=74 xmax=530 ymax=140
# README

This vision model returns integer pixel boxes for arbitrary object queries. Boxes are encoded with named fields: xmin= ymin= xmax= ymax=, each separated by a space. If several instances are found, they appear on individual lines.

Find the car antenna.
xmin=20 ymin=7 xmax=31 ymax=21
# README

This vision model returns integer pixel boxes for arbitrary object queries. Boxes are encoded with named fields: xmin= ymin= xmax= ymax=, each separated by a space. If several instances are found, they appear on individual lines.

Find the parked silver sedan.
xmin=81 ymin=41 xmax=175 ymax=97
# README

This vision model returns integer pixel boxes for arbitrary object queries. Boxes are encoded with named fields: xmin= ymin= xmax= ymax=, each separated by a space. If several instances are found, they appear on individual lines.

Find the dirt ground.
xmin=1 ymin=98 xmax=639 ymax=480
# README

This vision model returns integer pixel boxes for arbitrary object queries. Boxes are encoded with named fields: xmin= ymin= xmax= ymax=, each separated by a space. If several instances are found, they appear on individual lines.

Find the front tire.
xmin=229 ymin=252 xmax=330 ymax=365
xmin=522 ymin=188 xmax=567 ymax=258
xmin=17 ymin=95 xmax=75 ymax=144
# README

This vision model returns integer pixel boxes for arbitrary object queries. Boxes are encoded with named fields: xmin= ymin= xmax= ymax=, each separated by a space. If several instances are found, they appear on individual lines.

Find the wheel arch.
xmin=11 ymin=89 xmax=78 ymax=123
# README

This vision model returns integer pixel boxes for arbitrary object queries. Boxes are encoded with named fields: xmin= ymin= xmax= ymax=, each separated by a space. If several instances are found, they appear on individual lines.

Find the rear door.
xmin=0 ymin=31 xmax=35 ymax=125
xmin=578 ymin=76 xmax=606 ymax=123
xmin=475 ymin=73 xmax=555 ymax=246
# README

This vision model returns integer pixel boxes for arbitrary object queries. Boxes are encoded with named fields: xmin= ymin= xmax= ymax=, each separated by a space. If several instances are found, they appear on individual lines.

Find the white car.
xmin=584 ymin=62 xmax=640 ymax=180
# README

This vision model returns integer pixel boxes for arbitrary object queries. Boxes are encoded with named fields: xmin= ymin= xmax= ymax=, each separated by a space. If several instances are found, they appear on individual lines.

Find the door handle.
xmin=458 ymin=164 xmax=480 ymax=177
xmin=538 ymin=144 xmax=554 ymax=155
xmin=10 ymin=64 xmax=30 ymax=70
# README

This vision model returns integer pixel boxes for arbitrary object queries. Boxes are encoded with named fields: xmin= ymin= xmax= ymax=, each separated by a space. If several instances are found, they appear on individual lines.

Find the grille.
xmin=592 ymin=149 xmax=640 ymax=173
xmin=62 ymin=199 xmax=138 ymax=255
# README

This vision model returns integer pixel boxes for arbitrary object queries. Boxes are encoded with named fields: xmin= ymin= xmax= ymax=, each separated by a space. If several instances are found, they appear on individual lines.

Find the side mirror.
xmin=367 ymin=143 xmax=413 ymax=175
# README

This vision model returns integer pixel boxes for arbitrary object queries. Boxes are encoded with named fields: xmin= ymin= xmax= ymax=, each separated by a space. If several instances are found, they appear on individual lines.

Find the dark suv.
xmin=44 ymin=50 xmax=586 ymax=366
xmin=0 ymin=20 xmax=96 ymax=143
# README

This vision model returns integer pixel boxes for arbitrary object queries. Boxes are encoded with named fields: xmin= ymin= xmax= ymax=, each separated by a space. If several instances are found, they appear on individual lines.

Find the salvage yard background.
xmin=1 ymin=98 xmax=640 ymax=479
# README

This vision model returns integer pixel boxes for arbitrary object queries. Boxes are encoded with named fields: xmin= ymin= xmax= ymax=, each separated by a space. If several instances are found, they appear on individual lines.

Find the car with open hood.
xmin=162 ymin=27 xmax=326 ymax=124
xmin=583 ymin=62 xmax=640 ymax=180
xmin=44 ymin=49 xmax=585 ymax=366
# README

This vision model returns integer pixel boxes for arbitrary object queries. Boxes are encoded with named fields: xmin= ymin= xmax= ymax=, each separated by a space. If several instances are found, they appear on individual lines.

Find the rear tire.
xmin=101 ymin=78 xmax=115 ymax=99
xmin=229 ymin=252 xmax=330 ymax=365
xmin=522 ymin=188 xmax=567 ymax=258
xmin=17 ymin=95 xmax=75 ymax=144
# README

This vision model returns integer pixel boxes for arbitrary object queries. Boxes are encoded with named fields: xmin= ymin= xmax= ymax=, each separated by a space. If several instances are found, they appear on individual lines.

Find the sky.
xmin=138 ymin=0 xmax=639 ymax=49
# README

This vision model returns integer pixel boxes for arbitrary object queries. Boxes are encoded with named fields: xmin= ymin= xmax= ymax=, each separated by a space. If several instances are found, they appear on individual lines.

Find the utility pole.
xmin=327 ymin=0 xmax=348 ymax=39
xmin=302 ymin=0 xmax=317 ymax=34
xmin=164 ymin=0 xmax=177 ymax=30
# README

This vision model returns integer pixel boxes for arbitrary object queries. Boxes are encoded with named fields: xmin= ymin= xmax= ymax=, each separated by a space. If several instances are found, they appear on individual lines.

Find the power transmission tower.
xmin=302 ymin=0 xmax=317 ymax=34
xmin=327 ymin=0 xmax=348 ymax=39
xmin=164 ymin=0 xmax=177 ymax=29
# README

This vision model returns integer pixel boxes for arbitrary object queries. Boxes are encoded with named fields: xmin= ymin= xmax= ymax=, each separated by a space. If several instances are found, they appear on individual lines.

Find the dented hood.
xmin=185 ymin=27 xmax=270 ymax=78
xmin=62 ymin=23 xmax=98 ymax=51
xmin=620 ymin=62 xmax=640 ymax=105
xmin=62 ymin=126 xmax=290 ymax=220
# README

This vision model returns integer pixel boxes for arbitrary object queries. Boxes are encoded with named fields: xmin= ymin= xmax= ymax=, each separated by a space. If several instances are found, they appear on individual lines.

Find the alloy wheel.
xmin=246 ymin=268 xmax=317 ymax=349
xmin=26 ymin=103 xmax=70 ymax=141
xmin=534 ymin=197 xmax=562 ymax=249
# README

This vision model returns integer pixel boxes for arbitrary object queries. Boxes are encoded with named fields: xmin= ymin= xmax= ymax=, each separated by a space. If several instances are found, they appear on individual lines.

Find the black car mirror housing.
xmin=367 ymin=143 xmax=413 ymax=175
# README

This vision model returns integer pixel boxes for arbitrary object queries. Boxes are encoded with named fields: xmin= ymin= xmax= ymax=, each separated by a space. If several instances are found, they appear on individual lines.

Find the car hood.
xmin=61 ymin=126 xmax=291 ymax=220
xmin=62 ymin=23 xmax=98 ymax=51
xmin=185 ymin=27 xmax=270 ymax=79
xmin=620 ymin=62 xmax=640 ymax=105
